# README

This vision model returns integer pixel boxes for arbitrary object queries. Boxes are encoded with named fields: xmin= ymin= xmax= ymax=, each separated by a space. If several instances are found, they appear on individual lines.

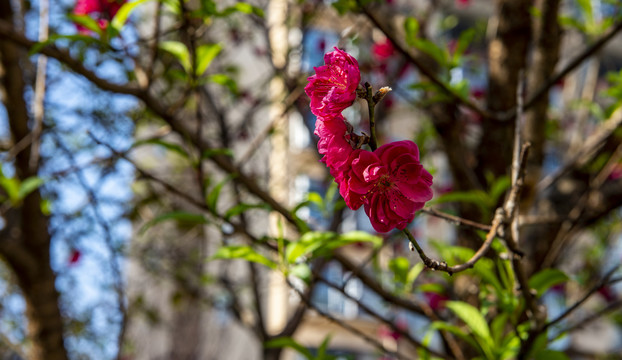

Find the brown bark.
xmin=477 ymin=0 xmax=532 ymax=181
xmin=522 ymin=0 xmax=562 ymax=209
xmin=0 ymin=2 xmax=68 ymax=359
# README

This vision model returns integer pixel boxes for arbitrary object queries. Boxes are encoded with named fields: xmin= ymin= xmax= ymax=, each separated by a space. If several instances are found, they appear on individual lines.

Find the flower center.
xmin=374 ymin=174 xmax=394 ymax=193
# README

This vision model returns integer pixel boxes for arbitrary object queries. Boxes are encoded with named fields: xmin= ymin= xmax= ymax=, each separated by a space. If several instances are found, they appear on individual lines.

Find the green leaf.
xmin=446 ymin=301 xmax=492 ymax=344
xmin=405 ymin=262 xmax=424 ymax=289
xmin=317 ymin=335 xmax=332 ymax=359
xmin=264 ymin=337 xmax=313 ymax=360
xmin=67 ymin=14 xmax=102 ymax=35
xmin=132 ymin=138 xmax=189 ymax=158
xmin=195 ymin=43 xmax=222 ymax=75
xmin=160 ymin=41 xmax=191 ymax=72
xmin=404 ymin=17 xmax=420 ymax=46
xmin=224 ymin=203 xmax=271 ymax=220
xmin=206 ymin=74 xmax=239 ymax=95
xmin=289 ymin=263 xmax=311 ymax=283
xmin=389 ymin=257 xmax=411 ymax=284
xmin=413 ymin=38 xmax=447 ymax=68
xmin=0 ymin=174 xmax=20 ymax=204
xmin=331 ymin=0 xmax=358 ymax=15
xmin=528 ymin=269 xmax=569 ymax=298
xmin=29 ymin=34 xmax=104 ymax=55
xmin=212 ymin=245 xmax=277 ymax=269
xmin=202 ymin=148 xmax=234 ymax=159
xmin=221 ymin=2 xmax=265 ymax=17
xmin=18 ymin=177 xmax=44 ymax=200
xmin=285 ymin=231 xmax=335 ymax=264
xmin=140 ymin=211 xmax=209 ymax=235
xmin=428 ymin=321 xmax=477 ymax=348
xmin=206 ymin=176 xmax=233 ymax=213
xmin=111 ymin=0 xmax=153 ymax=32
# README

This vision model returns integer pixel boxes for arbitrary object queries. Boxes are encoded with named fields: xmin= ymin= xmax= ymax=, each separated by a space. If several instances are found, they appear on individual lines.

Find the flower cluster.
xmin=73 ymin=0 xmax=126 ymax=34
xmin=306 ymin=48 xmax=433 ymax=232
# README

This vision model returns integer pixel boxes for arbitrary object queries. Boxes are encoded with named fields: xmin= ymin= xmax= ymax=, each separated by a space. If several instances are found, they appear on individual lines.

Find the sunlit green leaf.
xmin=195 ymin=43 xmax=222 ymax=75
xmin=132 ymin=138 xmax=189 ymax=158
xmin=265 ymin=337 xmax=313 ymax=359
xmin=18 ymin=177 xmax=44 ymax=200
xmin=446 ymin=301 xmax=492 ymax=344
xmin=212 ymin=245 xmax=276 ymax=269
xmin=111 ymin=0 xmax=153 ymax=32
xmin=528 ymin=269 xmax=569 ymax=298
xmin=160 ymin=41 xmax=191 ymax=72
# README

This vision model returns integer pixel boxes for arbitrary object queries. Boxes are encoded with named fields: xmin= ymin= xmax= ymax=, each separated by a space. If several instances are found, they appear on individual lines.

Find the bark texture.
xmin=0 ymin=2 xmax=68 ymax=359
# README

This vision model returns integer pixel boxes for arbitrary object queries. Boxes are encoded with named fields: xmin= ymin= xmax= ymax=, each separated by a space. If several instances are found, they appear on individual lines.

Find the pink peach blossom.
xmin=342 ymin=141 xmax=433 ymax=232
xmin=314 ymin=115 xmax=354 ymax=183
xmin=305 ymin=47 xmax=361 ymax=117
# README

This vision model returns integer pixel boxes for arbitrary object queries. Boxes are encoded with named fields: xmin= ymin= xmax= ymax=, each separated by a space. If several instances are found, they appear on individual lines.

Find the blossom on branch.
xmin=305 ymin=47 xmax=361 ymax=117
xmin=314 ymin=114 xmax=354 ymax=183
xmin=73 ymin=0 xmax=126 ymax=34
xmin=341 ymin=141 xmax=433 ymax=232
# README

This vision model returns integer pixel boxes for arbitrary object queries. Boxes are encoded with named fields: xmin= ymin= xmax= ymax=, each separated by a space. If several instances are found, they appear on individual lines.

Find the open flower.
xmin=342 ymin=141 xmax=433 ymax=232
xmin=314 ymin=114 xmax=354 ymax=183
xmin=73 ymin=0 xmax=126 ymax=34
xmin=305 ymin=47 xmax=361 ymax=117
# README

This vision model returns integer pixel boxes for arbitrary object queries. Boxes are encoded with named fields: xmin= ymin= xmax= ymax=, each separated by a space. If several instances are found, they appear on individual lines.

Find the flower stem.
xmin=365 ymin=82 xmax=378 ymax=151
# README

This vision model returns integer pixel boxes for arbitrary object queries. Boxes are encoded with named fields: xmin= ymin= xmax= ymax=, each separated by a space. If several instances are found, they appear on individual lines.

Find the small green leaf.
xmin=67 ymin=14 xmax=102 ymax=35
xmin=528 ymin=269 xmax=569 ymax=298
xmin=224 ymin=203 xmax=271 ymax=220
xmin=18 ymin=177 xmax=44 ymax=200
xmin=404 ymin=17 xmax=420 ymax=46
xmin=206 ymin=74 xmax=238 ymax=94
xmin=389 ymin=257 xmax=411 ymax=284
xmin=111 ymin=0 xmax=153 ymax=32
xmin=140 ymin=211 xmax=209 ymax=235
xmin=212 ymin=245 xmax=277 ymax=269
xmin=206 ymin=176 xmax=233 ymax=213
xmin=264 ymin=337 xmax=313 ymax=360
xmin=331 ymin=0 xmax=358 ymax=15
xmin=202 ymin=148 xmax=234 ymax=159
xmin=132 ymin=138 xmax=189 ymax=158
xmin=0 ymin=175 xmax=20 ymax=204
xmin=405 ymin=262 xmax=424 ymax=292
xmin=289 ymin=263 xmax=311 ymax=283
xmin=446 ymin=301 xmax=492 ymax=344
xmin=160 ymin=41 xmax=191 ymax=72
xmin=221 ymin=2 xmax=264 ymax=17
xmin=195 ymin=43 xmax=222 ymax=75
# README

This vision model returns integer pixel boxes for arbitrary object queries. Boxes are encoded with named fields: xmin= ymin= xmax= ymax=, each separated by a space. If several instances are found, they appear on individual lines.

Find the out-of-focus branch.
xmin=356 ymin=1 xmax=491 ymax=120
xmin=545 ymin=266 xmax=620 ymax=331
xmin=284 ymin=277 xmax=412 ymax=360
xmin=514 ymin=20 xmax=622 ymax=120
xmin=314 ymin=271 xmax=452 ymax=360
xmin=420 ymin=208 xmax=492 ymax=232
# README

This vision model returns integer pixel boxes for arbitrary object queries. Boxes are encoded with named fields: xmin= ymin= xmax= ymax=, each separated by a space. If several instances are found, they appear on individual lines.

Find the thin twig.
xmin=537 ymin=106 xmax=622 ymax=192
xmin=420 ymin=207 xmax=492 ymax=232
xmin=356 ymin=1 xmax=492 ymax=120
xmin=315 ymin=272 xmax=451 ymax=359
xmin=284 ymin=277 xmax=412 ymax=360
xmin=365 ymin=82 xmax=377 ymax=151
xmin=403 ymin=207 xmax=504 ymax=275
xmin=29 ymin=0 xmax=48 ymax=171
xmin=545 ymin=266 xmax=620 ymax=330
